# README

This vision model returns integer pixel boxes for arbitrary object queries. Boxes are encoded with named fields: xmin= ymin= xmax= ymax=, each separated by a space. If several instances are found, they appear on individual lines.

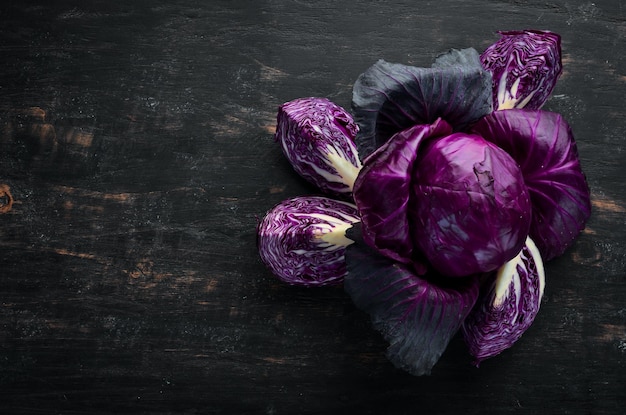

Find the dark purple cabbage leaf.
xmin=351 ymin=48 xmax=492 ymax=159
xmin=481 ymin=30 xmax=562 ymax=110
xmin=344 ymin=224 xmax=480 ymax=376
xmin=471 ymin=109 xmax=591 ymax=261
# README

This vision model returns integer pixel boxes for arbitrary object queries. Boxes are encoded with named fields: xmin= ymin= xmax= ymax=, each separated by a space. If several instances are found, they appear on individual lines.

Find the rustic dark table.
xmin=1 ymin=1 xmax=625 ymax=414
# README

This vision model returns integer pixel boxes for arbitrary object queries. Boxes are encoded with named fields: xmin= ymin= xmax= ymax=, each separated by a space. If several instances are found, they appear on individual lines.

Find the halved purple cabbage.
xmin=344 ymin=223 xmax=480 ymax=375
xmin=471 ymin=109 xmax=591 ymax=261
xmin=481 ymin=30 xmax=562 ymax=110
xmin=351 ymin=48 xmax=492 ymax=159
xmin=275 ymin=97 xmax=362 ymax=197
xmin=353 ymin=118 xmax=532 ymax=277
xmin=462 ymin=237 xmax=545 ymax=365
xmin=257 ymin=196 xmax=360 ymax=286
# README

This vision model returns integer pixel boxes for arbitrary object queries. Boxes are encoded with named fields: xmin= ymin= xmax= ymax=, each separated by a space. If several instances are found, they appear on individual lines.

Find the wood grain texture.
xmin=1 ymin=1 xmax=625 ymax=414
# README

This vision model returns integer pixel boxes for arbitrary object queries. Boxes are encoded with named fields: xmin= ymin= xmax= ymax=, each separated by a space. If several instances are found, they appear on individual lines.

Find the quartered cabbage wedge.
xmin=481 ymin=30 xmax=562 ymax=110
xmin=461 ymin=237 xmax=545 ymax=365
xmin=257 ymin=196 xmax=360 ymax=287
xmin=275 ymin=97 xmax=362 ymax=197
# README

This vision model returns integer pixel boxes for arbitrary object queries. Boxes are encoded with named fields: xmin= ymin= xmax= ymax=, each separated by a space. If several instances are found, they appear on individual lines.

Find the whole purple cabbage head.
xmin=462 ymin=236 xmax=545 ymax=365
xmin=353 ymin=118 xmax=532 ymax=277
xmin=257 ymin=196 xmax=360 ymax=287
xmin=480 ymin=30 xmax=562 ymax=110
xmin=275 ymin=97 xmax=362 ymax=197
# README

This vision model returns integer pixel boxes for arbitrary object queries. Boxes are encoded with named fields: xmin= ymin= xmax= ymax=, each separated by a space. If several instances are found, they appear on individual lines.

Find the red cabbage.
xmin=462 ymin=237 xmax=545 ymax=365
xmin=471 ymin=109 xmax=591 ymax=261
xmin=353 ymin=118 xmax=532 ymax=277
xmin=258 ymin=29 xmax=589 ymax=376
xmin=257 ymin=196 xmax=360 ymax=286
xmin=481 ymin=30 xmax=562 ymax=110
xmin=275 ymin=97 xmax=362 ymax=197
xmin=410 ymin=131 xmax=532 ymax=276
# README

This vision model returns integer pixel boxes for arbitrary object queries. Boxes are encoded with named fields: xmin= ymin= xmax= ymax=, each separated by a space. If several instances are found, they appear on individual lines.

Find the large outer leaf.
xmin=344 ymin=224 xmax=480 ymax=376
xmin=351 ymin=48 xmax=492 ymax=159
xmin=352 ymin=119 xmax=453 ymax=267
xmin=471 ymin=109 xmax=591 ymax=261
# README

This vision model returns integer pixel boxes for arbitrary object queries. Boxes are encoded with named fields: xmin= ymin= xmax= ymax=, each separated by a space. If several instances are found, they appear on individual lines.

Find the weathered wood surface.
xmin=1 ymin=1 xmax=624 ymax=414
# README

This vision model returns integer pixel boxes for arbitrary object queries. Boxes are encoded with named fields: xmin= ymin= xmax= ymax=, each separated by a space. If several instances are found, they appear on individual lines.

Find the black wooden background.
xmin=1 ymin=1 xmax=625 ymax=414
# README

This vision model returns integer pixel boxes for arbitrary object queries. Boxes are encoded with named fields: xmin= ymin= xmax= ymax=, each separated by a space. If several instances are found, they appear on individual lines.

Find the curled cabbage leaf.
xmin=462 ymin=237 xmax=545 ymax=365
xmin=351 ymin=48 xmax=492 ymax=159
xmin=481 ymin=30 xmax=562 ymax=110
xmin=344 ymin=224 xmax=480 ymax=375
xmin=471 ymin=109 xmax=591 ymax=261
xmin=257 ymin=196 xmax=360 ymax=286
xmin=275 ymin=97 xmax=362 ymax=197
xmin=353 ymin=118 xmax=453 ymax=269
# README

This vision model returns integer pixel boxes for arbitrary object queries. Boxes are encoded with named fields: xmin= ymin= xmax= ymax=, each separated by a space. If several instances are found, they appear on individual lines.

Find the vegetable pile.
xmin=257 ymin=30 xmax=591 ymax=375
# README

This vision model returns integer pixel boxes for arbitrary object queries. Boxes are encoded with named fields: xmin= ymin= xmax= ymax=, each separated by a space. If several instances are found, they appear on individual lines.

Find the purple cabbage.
xmin=258 ymin=30 xmax=589 ymax=376
xmin=257 ymin=196 xmax=360 ymax=287
xmin=351 ymin=48 xmax=492 ymax=159
xmin=481 ymin=30 xmax=562 ymax=110
xmin=344 ymin=223 xmax=480 ymax=375
xmin=462 ymin=237 xmax=545 ymax=365
xmin=353 ymin=118 xmax=532 ymax=277
xmin=275 ymin=97 xmax=362 ymax=197
xmin=471 ymin=109 xmax=591 ymax=261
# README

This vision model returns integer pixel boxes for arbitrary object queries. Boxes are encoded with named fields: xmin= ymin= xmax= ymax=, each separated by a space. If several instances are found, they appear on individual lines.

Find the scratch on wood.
xmin=53 ymin=248 xmax=115 ymax=269
xmin=6 ymin=106 xmax=47 ymax=121
xmin=252 ymin=58 xmax=288 ymax=82
xmin=127 ymin=258 xmax=159 ymax=281
xmin=262 ymin=356 xmax=286 ymax=364
xmin=54 ymin=248 xmax=99 ymax=260
xmin=45 ymin=319 xmax=69 ymax=330
xmin=591 ymin=197 xmax=626 ymax=213
xmin=263 ymin=124 xmax=276 ymax=134
xmin=58 ymin=127 xmax=94 ymax=148
xmin=0 ymin=183 xmax=14 ymax=213
xmin=53 ymin=185 xmax=135 ymax=203
xmin=269 ymin=186 xmax=285 ymax=194
xmin=595 ymin=323 xmax=626 ymax=343
xmin=125 ymin=259 xmax=202 ymax=291
xmin=205 ymin=279 xmax=219 ymax=293
xmin=69 ymin=202 xmax=105 ymax=214
xmin=582 ymin=226 xmax=595 ymax=235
